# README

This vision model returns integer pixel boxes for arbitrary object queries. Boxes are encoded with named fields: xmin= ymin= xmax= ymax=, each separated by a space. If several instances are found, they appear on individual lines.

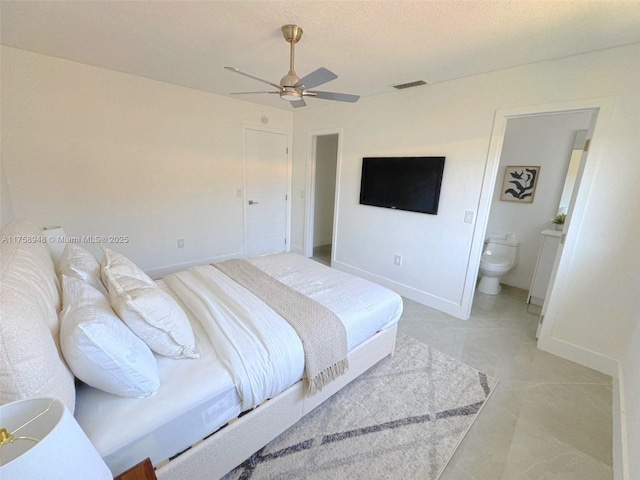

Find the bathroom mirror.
xmin=557 ymin=130 xmax=587 ymax=215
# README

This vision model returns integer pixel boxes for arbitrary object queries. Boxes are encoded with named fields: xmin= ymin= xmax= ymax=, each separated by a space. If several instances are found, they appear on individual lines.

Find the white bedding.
xmin=75 ymin=254 xmax=403 ymax=475
xmin=164 ymin=265 xmax=305 ymax=411
xmin=75 ymin=281 xmax=241 ymax=474
xmin=247 ymin=254 xmax=402 ymax=350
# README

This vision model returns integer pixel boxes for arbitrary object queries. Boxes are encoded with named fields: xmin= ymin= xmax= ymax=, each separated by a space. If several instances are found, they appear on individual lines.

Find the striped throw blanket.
xmin=214 ymin=259 xmax=349 ymax=395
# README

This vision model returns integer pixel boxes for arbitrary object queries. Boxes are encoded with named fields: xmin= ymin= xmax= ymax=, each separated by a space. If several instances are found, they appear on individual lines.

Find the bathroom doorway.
xmin=482 ymin=111 xmax=594 ymax=294
xmin=305 ymin=131 xmax=341 ymax=265
xmin=462 ymin=98 xmax=608 ymax=323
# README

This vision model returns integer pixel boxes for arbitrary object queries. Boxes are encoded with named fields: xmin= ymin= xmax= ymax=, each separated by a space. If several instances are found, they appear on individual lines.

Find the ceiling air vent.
xmin=392 ymin=80 xmax=428 ymax=90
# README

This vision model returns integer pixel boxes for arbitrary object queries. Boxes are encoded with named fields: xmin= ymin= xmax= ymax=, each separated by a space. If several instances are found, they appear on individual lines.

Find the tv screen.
xmin=359 ymin=156 xmax=445 ymax=214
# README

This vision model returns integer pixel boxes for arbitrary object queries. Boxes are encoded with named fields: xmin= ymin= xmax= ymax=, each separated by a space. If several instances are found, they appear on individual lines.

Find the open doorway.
xmin=481 ymin=111 xmax=594 ymax=299
xmin=305 ymin=132 xmax=340 ymax=266
xmin=462 ymin=98 xmax=612 ymax=323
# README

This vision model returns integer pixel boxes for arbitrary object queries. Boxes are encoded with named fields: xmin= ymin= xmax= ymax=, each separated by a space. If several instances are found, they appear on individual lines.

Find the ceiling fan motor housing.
xmin=280 ymin=72 xmax=300 ymax=88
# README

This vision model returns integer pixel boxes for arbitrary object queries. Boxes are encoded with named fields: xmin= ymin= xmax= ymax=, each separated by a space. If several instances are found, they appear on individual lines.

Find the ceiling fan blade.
xmin=229 ymin=91 xmax=279 ymax=95
xmin=308 ymin=91 xmax=360 ymax=103
xmin=295 ymin=67 xmax=337 ymax=89
xmin=290 ymin=98 xmax=307 ymax=108
xmin=224 ymin=67 xmax=282 ymax=90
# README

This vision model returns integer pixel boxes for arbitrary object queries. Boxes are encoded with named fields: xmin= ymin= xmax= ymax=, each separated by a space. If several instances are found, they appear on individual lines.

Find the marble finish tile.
xmin=398 ymin=286 xmax=613 ymax=480
xmin=502 ymin=420 xmax=613 ymax=480
xmin=311 ymin=244 xmax=331 ymax=266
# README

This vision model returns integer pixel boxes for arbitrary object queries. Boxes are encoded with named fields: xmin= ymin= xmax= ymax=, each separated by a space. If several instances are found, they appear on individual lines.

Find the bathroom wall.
xmin=485 ymin=111 xmax=593 ymax=290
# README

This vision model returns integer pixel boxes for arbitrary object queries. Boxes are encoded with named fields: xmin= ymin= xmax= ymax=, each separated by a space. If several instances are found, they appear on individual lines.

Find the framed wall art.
xmin=500 ymin=166 xmax=540 ymax=203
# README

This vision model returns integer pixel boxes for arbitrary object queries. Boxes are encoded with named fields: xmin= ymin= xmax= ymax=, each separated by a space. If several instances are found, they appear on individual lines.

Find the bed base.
xmin=155 ymin=324 xmax=398 ymax=480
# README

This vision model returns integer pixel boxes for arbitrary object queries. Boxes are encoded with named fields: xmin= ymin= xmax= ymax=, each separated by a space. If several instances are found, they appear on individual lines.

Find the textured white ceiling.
xmin=2 ymin=1 xmax=640 ymax=110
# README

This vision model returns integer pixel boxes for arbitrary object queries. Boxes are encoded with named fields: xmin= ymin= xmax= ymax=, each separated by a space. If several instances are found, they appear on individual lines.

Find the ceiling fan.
xmin=225 ymin=25 xmax=359 ymax=108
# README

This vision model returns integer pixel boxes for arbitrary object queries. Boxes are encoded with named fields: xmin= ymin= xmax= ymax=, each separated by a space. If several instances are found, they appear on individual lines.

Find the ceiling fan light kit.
xmin=225 ymin=24 xmax=359 ymax=108
xmin=280 ymin=87 xmax=301 ymax=102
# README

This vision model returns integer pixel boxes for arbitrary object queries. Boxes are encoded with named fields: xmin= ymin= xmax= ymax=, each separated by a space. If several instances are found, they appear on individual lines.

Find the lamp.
xmin=41 ymin=226 xmax=67 ymax=268
xmin=0 ymin=397 xmax=112 ymax=479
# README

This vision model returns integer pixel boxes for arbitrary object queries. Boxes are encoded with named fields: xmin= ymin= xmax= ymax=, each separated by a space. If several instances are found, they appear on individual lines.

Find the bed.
xmin=0 ymin=220 xmax=402 ymax=479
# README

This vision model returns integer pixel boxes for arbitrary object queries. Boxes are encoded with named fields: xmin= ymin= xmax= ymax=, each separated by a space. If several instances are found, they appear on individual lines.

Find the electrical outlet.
xmin=177 ymin=239 xmax=184 ymax=248
xmin=394 ymin=254 xmax=402 ymax=266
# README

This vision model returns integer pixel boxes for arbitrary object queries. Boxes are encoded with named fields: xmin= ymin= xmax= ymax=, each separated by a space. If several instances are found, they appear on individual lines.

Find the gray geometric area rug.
xmin=222 ymin=333 xmax=498 ymax=480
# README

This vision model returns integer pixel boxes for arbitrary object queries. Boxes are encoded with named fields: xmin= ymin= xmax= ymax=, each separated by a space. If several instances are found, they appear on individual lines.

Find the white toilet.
xmin=477 ymin=233 xmax=519 ymax=295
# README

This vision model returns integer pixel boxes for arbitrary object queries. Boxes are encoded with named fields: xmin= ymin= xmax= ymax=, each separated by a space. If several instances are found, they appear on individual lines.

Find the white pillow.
xmin=107 ymin=275 xmax=199 ymax=359
xmin=100 ymin=247 xmax=154 ymax=288
xmin=58 ymin=244 xmax=109 ymax=297
xmin=59 ymin=275 xmax=160 ymax=398
xmin=0 ymin=219 xmax=75 ymax=412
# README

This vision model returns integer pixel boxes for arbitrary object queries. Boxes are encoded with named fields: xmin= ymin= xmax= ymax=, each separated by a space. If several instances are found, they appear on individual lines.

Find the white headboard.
xmin=0 ymin=219 xmax=76 ymax=411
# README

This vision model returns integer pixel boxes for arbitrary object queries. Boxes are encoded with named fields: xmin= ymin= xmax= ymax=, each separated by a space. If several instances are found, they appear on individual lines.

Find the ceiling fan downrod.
xmin=280 ymin=25 xmax=303 ymax=87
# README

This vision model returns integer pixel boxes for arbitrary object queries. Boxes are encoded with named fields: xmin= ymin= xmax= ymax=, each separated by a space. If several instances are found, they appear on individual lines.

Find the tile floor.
xmin=311 ymin=247 xmax=613 ymax=480
xmin=399 ymin=288 xmax=613 ymax=480
xmin=312 ymin=244 xmax=331 ymax=267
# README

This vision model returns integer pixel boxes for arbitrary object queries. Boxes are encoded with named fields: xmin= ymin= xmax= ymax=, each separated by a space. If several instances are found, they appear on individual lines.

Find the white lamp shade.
xmin=0 ymin=398 xmax=112 ymax=479
xmin=41 ymin=226 xmax=67 ymax=268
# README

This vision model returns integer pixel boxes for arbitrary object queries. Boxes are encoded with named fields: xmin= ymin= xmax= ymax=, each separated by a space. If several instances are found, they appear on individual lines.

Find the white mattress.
xmin=75 ymin=281 xmax=241 ymax=475
xmin=75 ymin=254 xmax=403 ymax=475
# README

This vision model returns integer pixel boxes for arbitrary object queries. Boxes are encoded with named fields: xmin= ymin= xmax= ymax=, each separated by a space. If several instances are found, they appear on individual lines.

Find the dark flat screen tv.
xmin=359 ymin=156 xmax=445 ymax=215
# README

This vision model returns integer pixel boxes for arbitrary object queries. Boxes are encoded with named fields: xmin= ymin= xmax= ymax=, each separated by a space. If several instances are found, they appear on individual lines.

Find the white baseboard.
xmin=313 ymin=237 xmax=332 ymax=248
xmin=613 ymin=365 xmax=628 ymax=480
xmin=332 ymin=260 xmax=468 ymax=320
xmin=528 ymin=295 xmax=544 ymax=307
xmin=536 ymin=336 xmax=626 ymax=479
xmin=536 ymin=335 xmax=619 ymax=377
xmin=502 ymin=274 xmax=531 ymax=292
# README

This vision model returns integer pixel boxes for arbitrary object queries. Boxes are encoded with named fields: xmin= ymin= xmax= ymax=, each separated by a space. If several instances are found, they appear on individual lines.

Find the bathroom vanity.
xmin=528 ymin=229 xmax=562 ymax=306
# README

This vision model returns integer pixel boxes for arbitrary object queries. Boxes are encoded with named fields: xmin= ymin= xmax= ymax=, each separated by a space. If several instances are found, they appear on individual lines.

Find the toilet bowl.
xmin=478 ymin=233 xmax=519 ymax=295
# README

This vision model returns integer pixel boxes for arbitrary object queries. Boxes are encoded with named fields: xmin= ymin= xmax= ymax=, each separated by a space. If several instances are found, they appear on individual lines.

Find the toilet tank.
xmin=484 ymin=233 xmax=519 ymax=260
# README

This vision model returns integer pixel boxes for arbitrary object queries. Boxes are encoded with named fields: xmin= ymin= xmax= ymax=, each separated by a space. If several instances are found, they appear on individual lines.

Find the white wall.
xmin=0 ymin=158 xmax=15 ymax=226
xmin=313 ymin=134 xmax=338 ymax=247
xmin=486 ymin=112 xmax=592 ymax=290
xmin=292 ymin=43 xmax=640 ymax=359
xmin=619 ymin=313 xmax=640 ymax=480
xmin=1 ymin=47 xmax=293 ymax=274
xmin=293 ymin=88 xmax=490 ymax=315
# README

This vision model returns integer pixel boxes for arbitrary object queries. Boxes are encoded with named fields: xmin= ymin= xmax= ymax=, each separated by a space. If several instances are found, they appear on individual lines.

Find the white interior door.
xmin=245 ymin=127 xmax=289 ymax=257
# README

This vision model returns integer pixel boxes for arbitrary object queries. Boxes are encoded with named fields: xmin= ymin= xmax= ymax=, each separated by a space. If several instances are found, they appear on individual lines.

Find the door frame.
xmin=241 ymin=123 xmax=293 ymax=257
xmin=304 ymin=128 xmax=343 ymax=260
xmin=464 ymin=98 xmax=614 ymax=338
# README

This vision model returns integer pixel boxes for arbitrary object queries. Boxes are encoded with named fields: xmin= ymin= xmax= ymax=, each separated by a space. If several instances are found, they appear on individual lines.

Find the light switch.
xmin=464 ymin=211 xmax=475 ymax=224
